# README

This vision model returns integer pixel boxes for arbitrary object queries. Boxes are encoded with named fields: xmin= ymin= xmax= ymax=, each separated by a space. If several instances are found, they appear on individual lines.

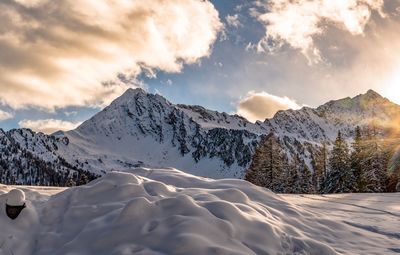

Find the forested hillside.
xmin=246 ymin=126 xmax=400 ymax=193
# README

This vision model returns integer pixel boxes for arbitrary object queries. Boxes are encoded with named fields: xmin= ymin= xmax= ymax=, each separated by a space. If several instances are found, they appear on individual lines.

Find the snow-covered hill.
xmin=1 ymin=88 xmax=399 ymax=183
xmin=0 ymin=168 xmax=398 ymax=255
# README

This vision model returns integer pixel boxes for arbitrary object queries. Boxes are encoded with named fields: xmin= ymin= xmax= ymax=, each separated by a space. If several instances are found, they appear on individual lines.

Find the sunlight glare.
xmin=382 ymin=67 xmax=400 ymax=105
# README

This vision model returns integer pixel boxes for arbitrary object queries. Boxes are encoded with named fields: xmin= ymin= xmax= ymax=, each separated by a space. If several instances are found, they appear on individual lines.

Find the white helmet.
xmin=6 ymin=189 xmax=26 ymax=206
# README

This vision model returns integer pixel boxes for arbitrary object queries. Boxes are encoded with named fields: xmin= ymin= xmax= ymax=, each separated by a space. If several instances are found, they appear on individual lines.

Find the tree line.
xmin=0 ymin=142 xmax=98 ymax=187
xmin=245 ymin=127 xmax=400 ymax=193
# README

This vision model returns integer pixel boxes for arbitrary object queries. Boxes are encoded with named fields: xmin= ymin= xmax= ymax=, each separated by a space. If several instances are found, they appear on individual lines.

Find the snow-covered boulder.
xmin=0 ymin=189 xmax=39 ymax=255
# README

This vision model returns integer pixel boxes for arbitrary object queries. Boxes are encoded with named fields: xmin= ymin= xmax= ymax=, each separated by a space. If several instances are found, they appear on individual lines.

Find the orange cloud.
xmin=0 ymin=0 xmax=222 ymax=110
xmin=18 ymin=119 xmax=82 ymax=134
xmin=256 ymin=0 xmax=385 ymax=63
xmin=236 ymin=91 xmax=301 ymax=122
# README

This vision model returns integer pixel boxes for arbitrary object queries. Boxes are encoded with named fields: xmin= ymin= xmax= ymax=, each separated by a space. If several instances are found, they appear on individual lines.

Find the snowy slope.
xmin=0 ymin=168 xmax=398 ymax=255
xmin=283 ymin=193 xmax=400 ymax=254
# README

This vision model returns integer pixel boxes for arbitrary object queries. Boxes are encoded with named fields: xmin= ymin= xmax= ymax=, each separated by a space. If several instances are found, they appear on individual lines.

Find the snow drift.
xmin=0 ymin=168 xmax=398 ymax=254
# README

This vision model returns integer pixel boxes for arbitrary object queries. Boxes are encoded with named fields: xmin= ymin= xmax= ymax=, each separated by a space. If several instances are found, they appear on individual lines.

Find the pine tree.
xmin=286 ymin=154 xmax=302 ymax=193
xmin=354 ymin=125 xmax=391 ymax=192
xmin=286 ymin=154 xmax=313 ymax=193
xmin=385 ymin=173 xmax=398 ymax=192
xmin=382 ymin=138 xmax=400 ymax=192
xmin=245 ymin=138 xmax=268 ymax=187
xmin=322 ymin=131 xmax=355 ymax=193
xmin=77 ymin=173 xmax=89 ymax=186
xmin=312 ymin=142 xmax=328 ymax=192
xmin=245 ymin=133 xmax=288 ymax=192
xmin=350 ymin=126 xmax=364 ymax=191
xmin=361 ymin=138 xmax=388 ymax=192
xmin=300 ymin=164 xmax=313 ymax=193
xmin=65 ymin=177 xmax=76 ymax=187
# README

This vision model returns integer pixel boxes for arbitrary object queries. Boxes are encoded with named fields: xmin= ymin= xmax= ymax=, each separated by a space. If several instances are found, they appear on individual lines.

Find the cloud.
xmin=0 ymin=110 xmax=13 ymax=121
xmin=0 ymin=0 xmax=222 ymax=110
xmin=226 ymin=14 xmax=242 ymax=28
xmin=236 ymin=91 xmax=301 ymax=122
xmin=255 ymin=0 xmax=385 ymax=63
xmin=18 ymin=119 xmax=82 ymax=134
xmin=64 ymin=111 xmax=78 ymax=117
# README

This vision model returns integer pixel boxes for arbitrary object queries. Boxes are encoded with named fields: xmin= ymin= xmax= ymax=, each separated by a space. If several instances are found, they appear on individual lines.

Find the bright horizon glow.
xmin=382 ymin=64 xmax=400 ymax=105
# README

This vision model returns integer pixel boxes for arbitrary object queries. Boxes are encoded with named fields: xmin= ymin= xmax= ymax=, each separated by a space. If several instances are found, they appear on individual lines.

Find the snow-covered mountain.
xmin=54 ymin=88 xmax=261 ymax=178
xmin=262 ymin=89 xmax=400 ymax=167
xmin=265 ymin=89 xmax=400 ymax=141
xmin=1 ymin=88 xmax=399 ymax=184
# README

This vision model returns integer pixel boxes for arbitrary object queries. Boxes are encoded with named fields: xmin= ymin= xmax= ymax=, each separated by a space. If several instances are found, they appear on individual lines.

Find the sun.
xmin=382 ymin=70 xmax=400 ymax=105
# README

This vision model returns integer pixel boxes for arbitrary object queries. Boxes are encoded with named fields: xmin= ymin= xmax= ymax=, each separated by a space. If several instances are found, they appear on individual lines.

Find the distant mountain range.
xmin=1 ymin=88 xmax=400 ymax=185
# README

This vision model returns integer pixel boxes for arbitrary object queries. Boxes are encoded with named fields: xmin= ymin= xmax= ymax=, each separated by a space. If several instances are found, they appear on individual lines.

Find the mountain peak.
xmin=352 ymin=89 xmax=393 ymax=107
xmin=109 ymin=87 xmax=148 ymax=106
xmin=122 ymin=87 xmax=147 ymax=96
xmin=361 ymin=89 xmax=383 ymax=100
xmin=315 ymin=89 xmax=396 ymax=120
xmin=366 ymin=89 xmax=379 ymax=95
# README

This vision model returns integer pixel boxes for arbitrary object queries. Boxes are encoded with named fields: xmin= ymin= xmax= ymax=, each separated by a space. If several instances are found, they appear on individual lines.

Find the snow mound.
xmin=34 ymin=169 xmax=336 ymax=255
xmin=0 ymin=168 xmax=398 ymax=254
xmin=5 ymin=189 xmax=26 ymax=206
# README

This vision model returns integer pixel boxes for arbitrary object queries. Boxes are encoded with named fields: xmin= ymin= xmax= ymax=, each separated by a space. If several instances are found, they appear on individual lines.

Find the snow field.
xmin=0 ymin=168 xmax=398 ymax=254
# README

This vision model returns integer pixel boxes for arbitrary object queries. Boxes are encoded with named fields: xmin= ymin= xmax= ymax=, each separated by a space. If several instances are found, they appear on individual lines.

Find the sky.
xmin=1 ymin=0 xmax=400 ymax=133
